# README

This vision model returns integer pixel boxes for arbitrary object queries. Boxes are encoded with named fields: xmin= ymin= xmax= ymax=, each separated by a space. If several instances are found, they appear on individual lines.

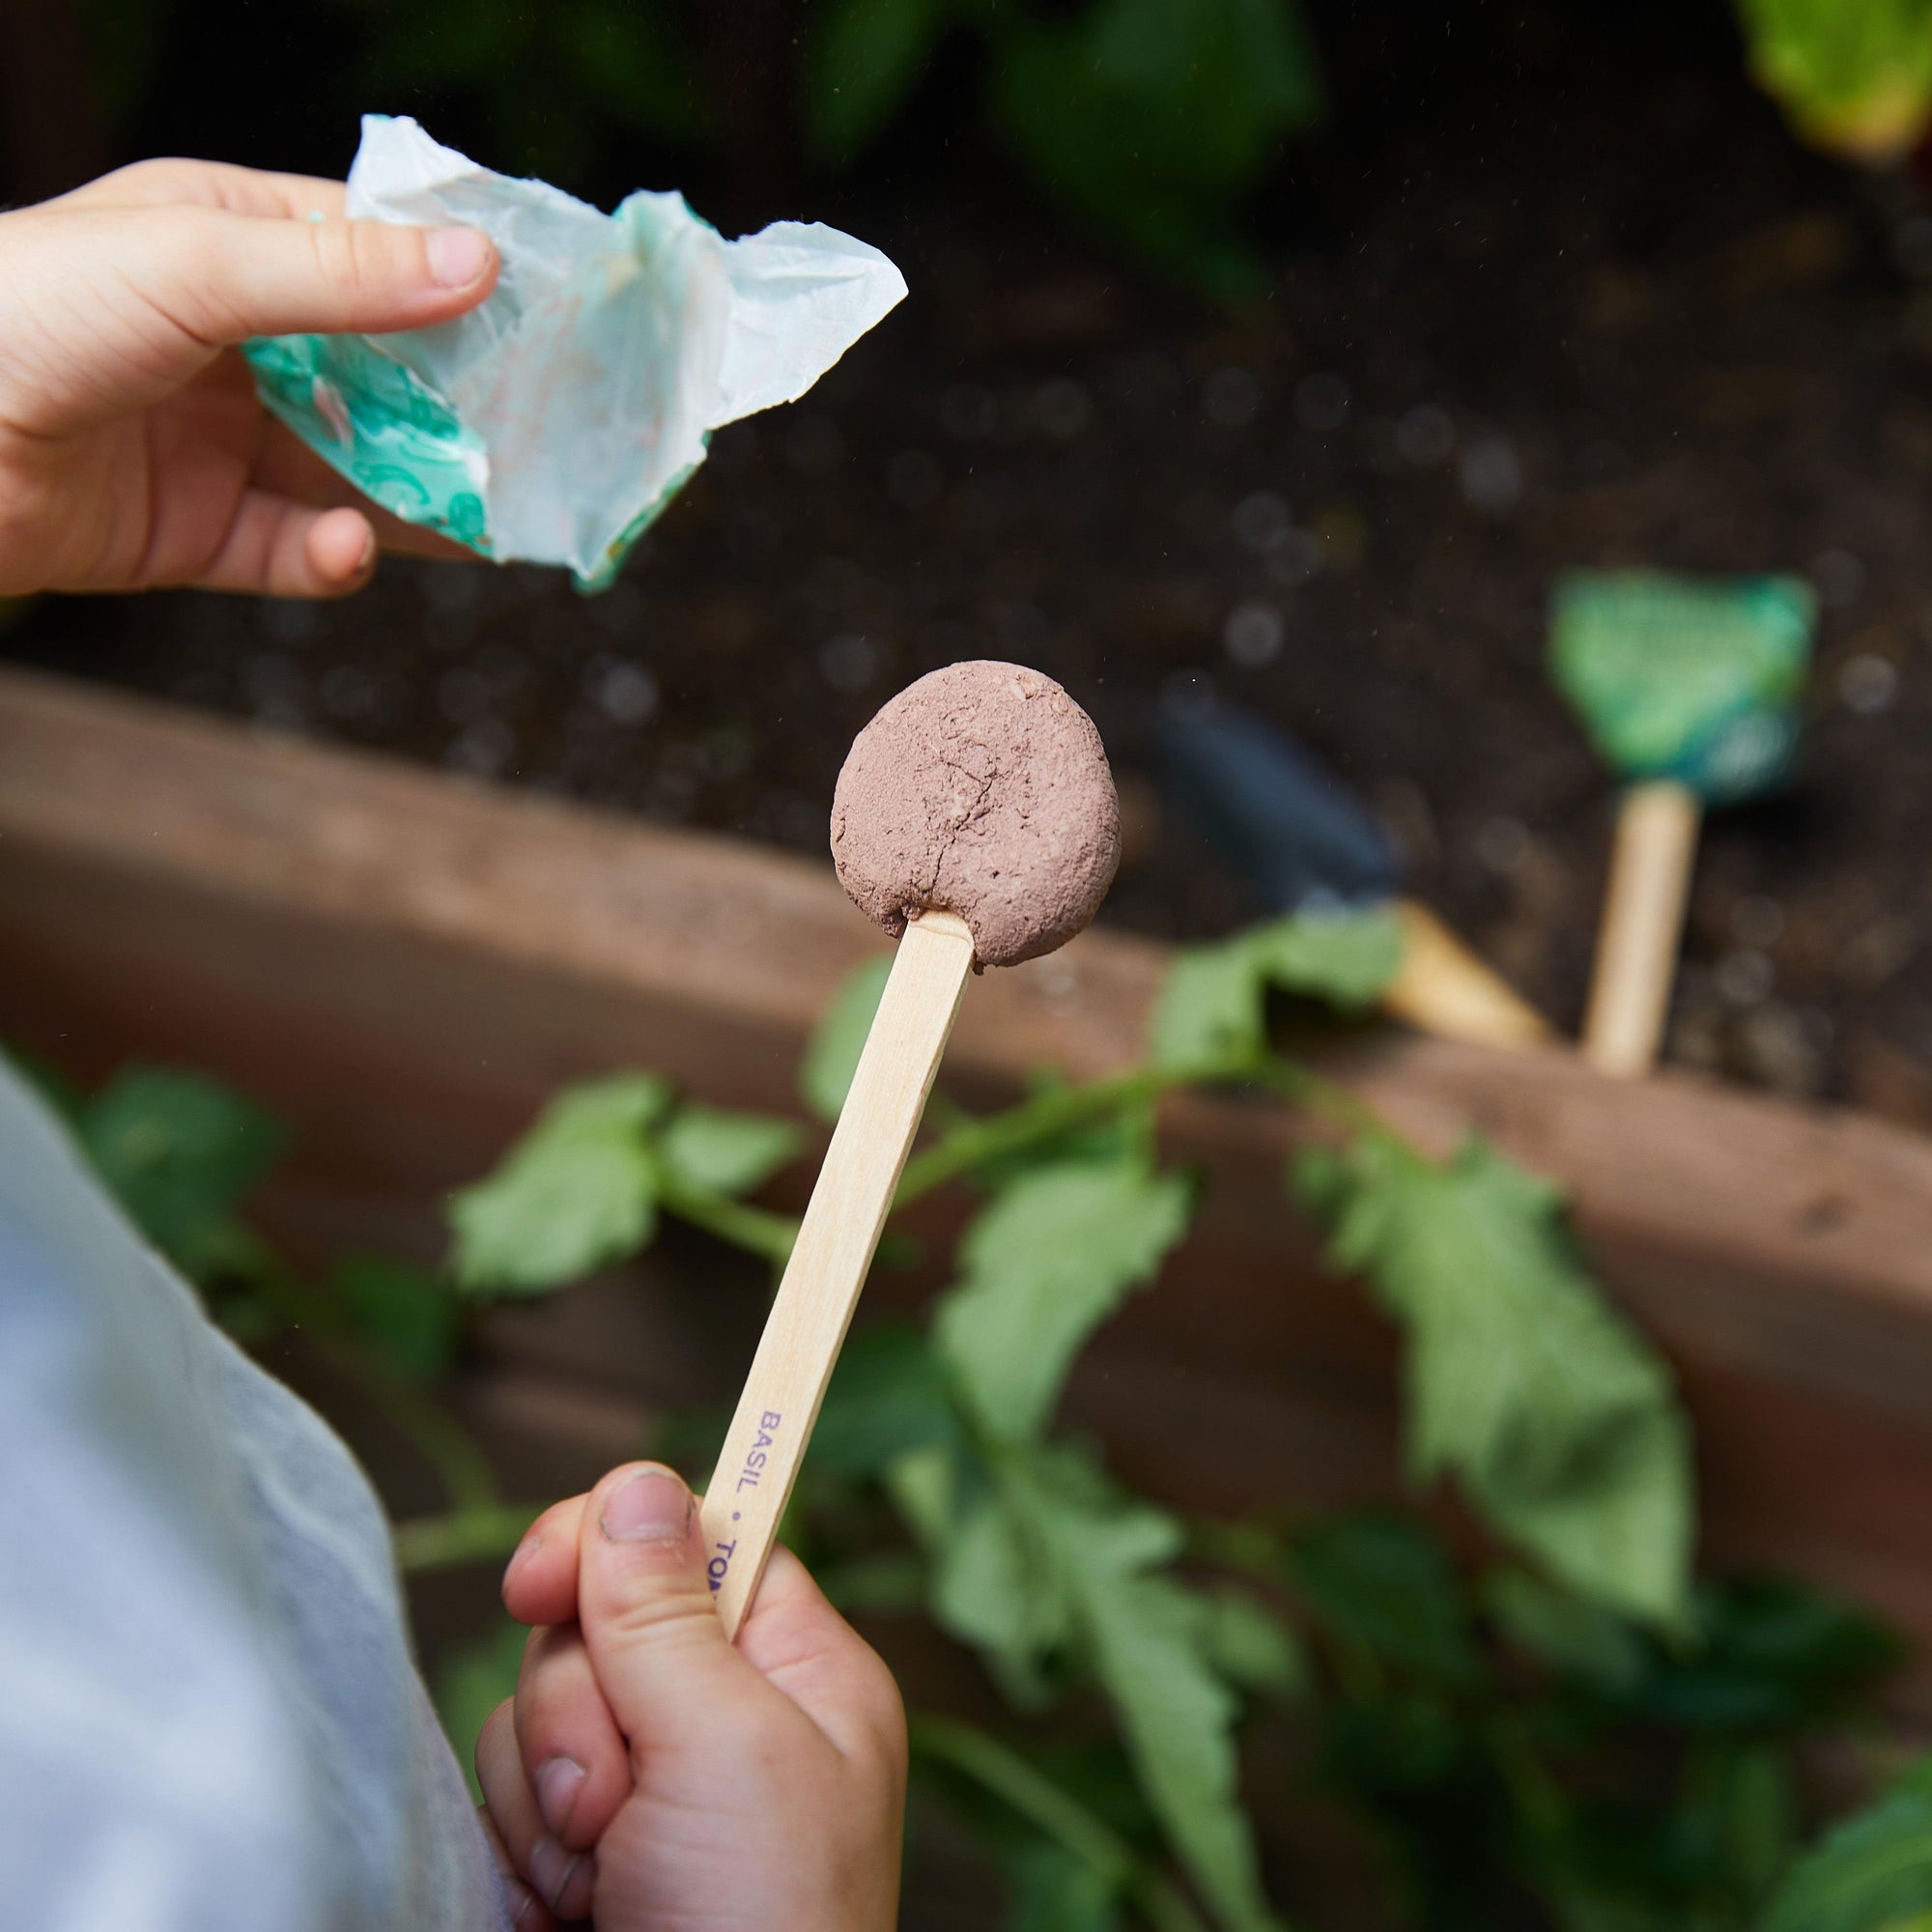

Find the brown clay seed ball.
xmin=831 ymin=661 xmax=1121 ymax=968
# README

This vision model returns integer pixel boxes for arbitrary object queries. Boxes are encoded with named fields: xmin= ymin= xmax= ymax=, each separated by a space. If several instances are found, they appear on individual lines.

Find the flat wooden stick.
xmin=1582 ymin=779 xmax=1702 ymax=1079
xmin=699 ymin=908 xmax=976 ymax=1636
xmin=1383 ymin=898 xmax=1552 ymax=1052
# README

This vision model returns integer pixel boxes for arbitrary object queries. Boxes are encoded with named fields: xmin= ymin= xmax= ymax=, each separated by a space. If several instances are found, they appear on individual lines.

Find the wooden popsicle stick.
xmin=699 ymin=908 xmax=976 ymax=1637
xmin=1581 ymin=779 xmax=1702 ymax=1078
xmin=1383 ymin=898 xmax=1552 ymax=1052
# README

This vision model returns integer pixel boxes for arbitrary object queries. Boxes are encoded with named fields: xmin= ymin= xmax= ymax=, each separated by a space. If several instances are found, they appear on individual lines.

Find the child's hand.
xmin=0 ymin=159 xmax=497 ymax=600
xmin=477 ymin=1463 xmax=906 ymax=1931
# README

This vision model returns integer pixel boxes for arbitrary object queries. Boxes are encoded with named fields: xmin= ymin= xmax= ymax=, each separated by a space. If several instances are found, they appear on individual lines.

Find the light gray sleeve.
xmin=0 ymin=1062 xmax=510 ymax=1932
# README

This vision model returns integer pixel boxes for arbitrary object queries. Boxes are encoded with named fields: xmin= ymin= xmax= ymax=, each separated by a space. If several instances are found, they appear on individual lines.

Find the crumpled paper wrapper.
xmin=244 ymin=116 xmax=907 ymax=589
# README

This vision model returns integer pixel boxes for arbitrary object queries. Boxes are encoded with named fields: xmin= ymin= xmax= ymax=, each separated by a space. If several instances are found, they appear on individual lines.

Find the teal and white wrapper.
xmin=243 ymin=116 xmax=908 ymax=590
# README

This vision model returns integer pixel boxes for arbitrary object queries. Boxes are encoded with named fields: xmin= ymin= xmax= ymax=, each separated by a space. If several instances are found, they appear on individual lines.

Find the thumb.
xmin=576 ymin=1463 xmax=761 ymax=1746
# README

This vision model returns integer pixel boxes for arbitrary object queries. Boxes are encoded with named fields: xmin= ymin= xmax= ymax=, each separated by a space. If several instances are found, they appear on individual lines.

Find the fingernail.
xmin=506 ymin=1878 xmax=537 ymax=1928
xmin=427 ymin=226 xmax=491 ymax=288
xmin=355 ymin=526 xmax=376 ymax=574
xmin=600 ymin=1464 xmax=691 ymax=1544
xmin=506 ymin=1532 xmax=541 ymax=1575
xmin=534 ymin=1755 xmax=586 ymax=1838
xmin=529 ymin=1836 xmax=593 ymax=1916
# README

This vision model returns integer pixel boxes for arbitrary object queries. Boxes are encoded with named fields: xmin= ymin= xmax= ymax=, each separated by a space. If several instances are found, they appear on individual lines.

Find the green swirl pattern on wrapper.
xmin=242 ymin=334 xmax=493 ymax=555
xmin=1548 ymin=570 xmax=1816 ymax=806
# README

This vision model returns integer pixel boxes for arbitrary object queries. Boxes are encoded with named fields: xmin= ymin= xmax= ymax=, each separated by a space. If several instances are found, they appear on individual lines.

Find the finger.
xmin=740 ymin=1545 xmax=908 ymax=1774
xmin=99 ymin=201 xmax=496 ymax=355
xmin=253 ymin=422 xmax=480 ymax=561
xmin=476 ymin=1804 xmax=556 ymax=1932
xmin=503 ymin=1494 xmax=589 ymax=1629
xmin=185 ymin=494 xmax=377 ymax=599
xmin=576 ymin=1462 xmax=766 ymax=1745
xmin=514 ymin=1623 xmax=632 ymax=1852
xmin=476 ymin=1699 xmax=599 ymax=1923
xmin=55 ymin=159 xmax=348 ymax=222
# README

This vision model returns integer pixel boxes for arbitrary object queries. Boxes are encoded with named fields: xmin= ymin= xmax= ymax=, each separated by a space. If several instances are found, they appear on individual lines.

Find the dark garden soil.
xmin=14 ymin=2 xmax=1932 ymax=1119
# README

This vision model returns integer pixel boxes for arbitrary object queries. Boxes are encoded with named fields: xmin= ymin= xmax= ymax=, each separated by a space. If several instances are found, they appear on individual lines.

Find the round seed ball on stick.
xmin=832 ymin=659 xmax=1122 ymax=967
xmin=700 ymin=662 xmax=1119 ymax=1635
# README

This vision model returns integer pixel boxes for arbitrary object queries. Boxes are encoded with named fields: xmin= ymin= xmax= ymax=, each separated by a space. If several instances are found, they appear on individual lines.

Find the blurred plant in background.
xmin=21 ymin=909 xmax=1924 ymax=1930
xmin=1734 ymin=0 xmax=1932 ymax=165
xmin=316 ymin=0 xmax=1322 ymax=298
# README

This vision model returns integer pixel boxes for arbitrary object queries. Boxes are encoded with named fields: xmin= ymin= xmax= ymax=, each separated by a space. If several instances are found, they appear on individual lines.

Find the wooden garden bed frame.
xmin=6 ymin=663 xmax=1932 ymax=1701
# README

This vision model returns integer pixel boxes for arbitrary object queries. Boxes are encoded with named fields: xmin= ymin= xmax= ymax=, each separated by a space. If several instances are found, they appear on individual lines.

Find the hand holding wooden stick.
xmin=701 ymin=662 xmax=1120 ymax=1634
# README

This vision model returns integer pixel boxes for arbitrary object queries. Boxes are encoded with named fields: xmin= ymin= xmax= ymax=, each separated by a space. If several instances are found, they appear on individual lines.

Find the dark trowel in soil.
xmin=1159 ymin=699 xmax=1552 ymax=1051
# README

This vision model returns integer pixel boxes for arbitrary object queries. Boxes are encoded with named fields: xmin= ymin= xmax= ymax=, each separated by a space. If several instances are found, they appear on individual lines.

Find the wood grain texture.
xmin=11 ymin=668 xmax=1932 ymax=1696
xmin=700 ymin=911 xmax=973 ymax=1634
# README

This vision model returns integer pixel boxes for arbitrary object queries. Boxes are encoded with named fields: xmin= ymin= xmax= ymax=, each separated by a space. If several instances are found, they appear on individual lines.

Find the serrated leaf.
xmin=434 ymin=1617 xmax=527 ymax=1804
xmin=1151 ymin=943 xmax=1274 ymax=1065
xmin=1151 ymin=906 xmax=1403 ymax=1065
xmin=935 ymin=1159 xmax=1193 ymax=1442
xmin=1291 ymin=1513 xmax=1480 ymax=1686
xmin=334 ymin=1255 xmax=459 ymax=1382
xmin=78 ymin=1065 xmax=286 ymax=1279
xmin=1297 ymin=1133 xmax=1693 ymax=1630
xmin=803 ymin=0 xmax=945 ymax=163
xmin=938 ymin=1493 xmax=1071 ymax=1707
xmin=1763 ymin=1756 xmax=1932 ymax=1932
xmin=657 ymin=1103 xmax=803 ymax=1197
xmin=801 ymin=956 xmax=892 ymax=1122
xmin=448 ymin=1073 xmax=670 ymax=1295
xmin=1013 ymin=1456 xmax=1282 ymax=1932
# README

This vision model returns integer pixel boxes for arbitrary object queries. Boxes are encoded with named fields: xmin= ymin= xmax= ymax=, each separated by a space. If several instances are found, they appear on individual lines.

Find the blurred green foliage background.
xmin=5 ymin=0 xmax=1930 ymax=306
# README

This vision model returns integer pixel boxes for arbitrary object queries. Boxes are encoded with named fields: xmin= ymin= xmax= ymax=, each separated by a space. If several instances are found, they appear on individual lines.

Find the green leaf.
xmin=1622 ymin=1577 xmax=1899 ymax=1736
xmin=1682 ymin=1739 xmax=1797 ymax=1903
xmin=818 ymin=1550 xmax=928 ymax=1616
xmin=1735 ymin=0 xmax=1932 ymax=163
xmin=656 ymin=1103 xmax=803 ymax=1197
xmin=935 ymin=1158 xmax=1193 ymax=1442
xmin=1003 ymin=1836 xmax=1123 ymax=1932
xmin=333 ymin=1255 xmax=459 ymax=1382
xmin=924 ymin=1475 xmax=1072 ymax=1707
xmin=988 ymin=0 xmax=1322 ymax=300
xmin=803 ymin=0 xmax=946 ymax=164
xmin=1483 ymin=1566 xmax=1647 ymax=1692
xmin=1298 ymin=1133 xmax=1694 ymax=1631
xmin=1016 ymin=1456 xmax=1282 ymax=1932
xmin=1763 ymin=1755 xmax=1932 ymax=1932
xmin=1151 ymin=945 xmax=1274 ymax=1066
xmin=78 ymin=1065 xmax=286 ymax=1279
xmin=559 ymin=0 xmax=705 ymax=141
xmin=1290 ymin=1513 xmax=1480 ymax=1687
xmin=1200 ymin=1586 xmax=1308 ymax=1704
xmin=433 ymin=1617 xmax=527 ymax=1804
xmin=448 ymin=1073 xmax=670 ymax=1295
xmin=1150 ymin=906 xmax=1403 ymax=1065
xmin=800 ymin=956 xmax=892 ymax=1122
xmin=813 ymin=1321 xmax=964 ymax=1478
